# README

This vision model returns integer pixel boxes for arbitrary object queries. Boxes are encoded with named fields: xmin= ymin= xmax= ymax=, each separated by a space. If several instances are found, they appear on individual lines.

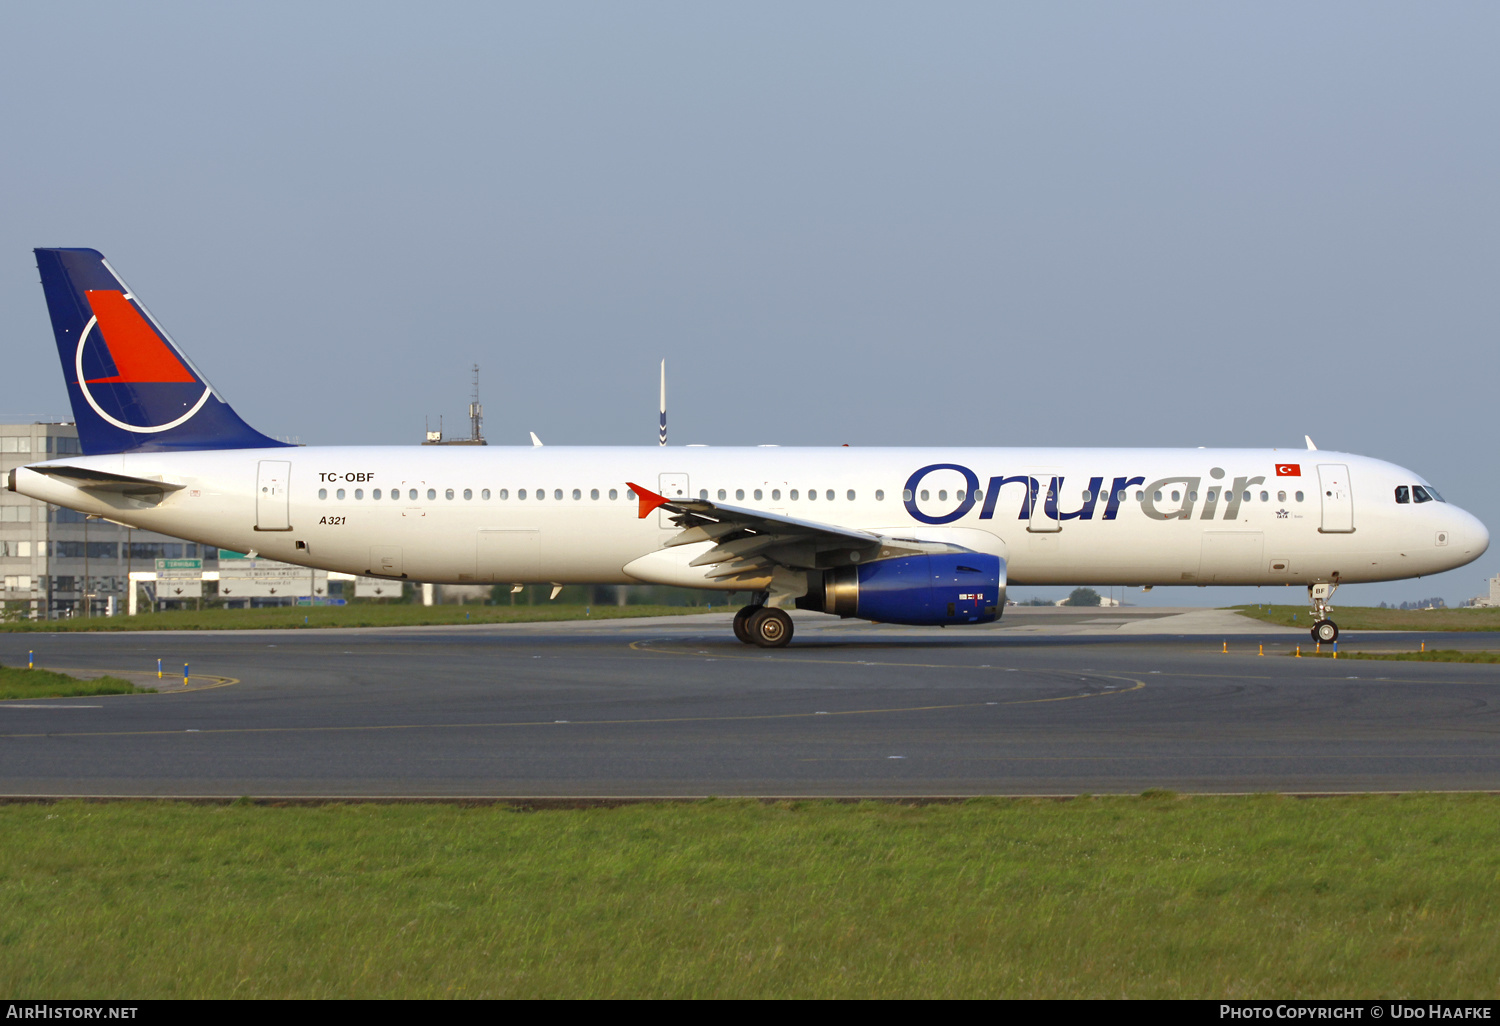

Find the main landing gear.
xmin=1308 ymin=581 xmax=1339 ymax=644
xmin=733 ymin=602 xmax=793 ymax=648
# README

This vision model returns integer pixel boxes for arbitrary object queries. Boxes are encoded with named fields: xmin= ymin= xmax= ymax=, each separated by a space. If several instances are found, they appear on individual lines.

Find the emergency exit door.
xmin=657 ymin=473 xmax=689 ymax=528
xmin=256 ymin=460 xmax=291 ymax=531
xmin=1317 ymin=464 xmax=1354 ymax=533
xmin=1028 ymin=472 xmax=1062 ymax=533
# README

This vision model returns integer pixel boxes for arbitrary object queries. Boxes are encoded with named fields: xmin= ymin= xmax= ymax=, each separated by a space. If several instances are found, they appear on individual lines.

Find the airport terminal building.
xmin=0 ymin=421 xmax=222 ymax=618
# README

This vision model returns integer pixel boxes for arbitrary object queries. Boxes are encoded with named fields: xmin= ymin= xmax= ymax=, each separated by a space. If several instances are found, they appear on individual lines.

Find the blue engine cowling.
xmin=795 ymin=553 xmax=1005 ymax=626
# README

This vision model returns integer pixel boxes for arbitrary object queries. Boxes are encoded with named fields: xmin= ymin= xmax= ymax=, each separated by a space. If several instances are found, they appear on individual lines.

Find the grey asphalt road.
xmin=2 ymin=608 xmax=1498 ymax=797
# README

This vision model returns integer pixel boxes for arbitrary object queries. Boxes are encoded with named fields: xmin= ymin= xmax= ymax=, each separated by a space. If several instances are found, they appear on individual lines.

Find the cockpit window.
xmin=1429 ymin=488 xmax=1446 ymax=502
xmin=1412 ymin=485 xmax=1433 ymax=503
xmin=1395 ymin=486 xmax=1410 ymax=504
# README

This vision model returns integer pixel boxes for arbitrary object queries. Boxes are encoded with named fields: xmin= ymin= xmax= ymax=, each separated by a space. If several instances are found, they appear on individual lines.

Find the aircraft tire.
xmin=748 ymin=607 xmax=793 ymax=648
xmin=1312 ymin=619 xmax=1339 ymax=644
xmin=733 ymin=605 xmax=761 ymax=645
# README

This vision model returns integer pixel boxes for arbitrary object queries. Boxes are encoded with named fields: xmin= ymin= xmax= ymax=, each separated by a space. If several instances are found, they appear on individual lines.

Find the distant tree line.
xmin=1378 ymin=597 xmax=1448 ymax=610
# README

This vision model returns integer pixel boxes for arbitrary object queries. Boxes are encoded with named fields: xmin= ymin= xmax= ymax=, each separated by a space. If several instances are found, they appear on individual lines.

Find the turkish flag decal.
xmin=1276 ymin=464 xmax=1301 ymax=477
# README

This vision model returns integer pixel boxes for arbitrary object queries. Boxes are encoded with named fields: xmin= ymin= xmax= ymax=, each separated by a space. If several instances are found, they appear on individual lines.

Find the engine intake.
xmin=796 ymin=553 xmax=1005 ymax=626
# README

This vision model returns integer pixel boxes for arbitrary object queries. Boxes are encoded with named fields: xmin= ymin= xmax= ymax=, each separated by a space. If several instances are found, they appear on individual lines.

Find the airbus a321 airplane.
xmin=8 ymin=248 xmax=1490 ymax=647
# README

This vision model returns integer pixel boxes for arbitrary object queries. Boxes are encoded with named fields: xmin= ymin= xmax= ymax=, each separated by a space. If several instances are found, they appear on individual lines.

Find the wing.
xmin=625 ymin=481 xmax=950 ymax=585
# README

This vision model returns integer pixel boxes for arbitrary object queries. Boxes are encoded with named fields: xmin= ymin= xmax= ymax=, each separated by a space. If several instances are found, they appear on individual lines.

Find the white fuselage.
xmin=12 ymin=445 xmax=1489 ymax=592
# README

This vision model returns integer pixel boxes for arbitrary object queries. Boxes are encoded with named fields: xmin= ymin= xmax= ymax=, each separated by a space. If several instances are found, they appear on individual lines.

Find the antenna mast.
xmin=469 ymin=364 xmax=484 ymax=443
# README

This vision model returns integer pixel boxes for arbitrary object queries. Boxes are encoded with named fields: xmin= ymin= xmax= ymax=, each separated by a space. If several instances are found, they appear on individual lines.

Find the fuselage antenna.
xmin=659 ymin=359 xmax=667 ymax=446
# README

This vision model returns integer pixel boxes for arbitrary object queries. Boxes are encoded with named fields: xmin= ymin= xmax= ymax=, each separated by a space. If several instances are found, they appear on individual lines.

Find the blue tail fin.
xmin=33 ymin=248 xmax=290 ymax=455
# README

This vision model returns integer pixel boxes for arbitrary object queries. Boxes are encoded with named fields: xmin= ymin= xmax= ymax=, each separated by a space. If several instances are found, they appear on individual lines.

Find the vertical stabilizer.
xmin=34 ymin=248 xmax=289 ymax=455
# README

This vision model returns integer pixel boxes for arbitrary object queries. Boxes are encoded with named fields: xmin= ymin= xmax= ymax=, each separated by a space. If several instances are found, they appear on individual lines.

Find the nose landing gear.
xmin=1308 ymin=582 xmax=1339 ymax=644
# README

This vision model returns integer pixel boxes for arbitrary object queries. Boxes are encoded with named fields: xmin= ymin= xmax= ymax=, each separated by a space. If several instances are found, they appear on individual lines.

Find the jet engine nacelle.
xmin=796 ymin=552 xmax=1005 ymax=626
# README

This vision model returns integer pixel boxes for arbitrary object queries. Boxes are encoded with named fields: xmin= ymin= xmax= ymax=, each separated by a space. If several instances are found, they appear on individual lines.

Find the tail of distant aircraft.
xmin=33 ymin=247 xmax=289 ymax=455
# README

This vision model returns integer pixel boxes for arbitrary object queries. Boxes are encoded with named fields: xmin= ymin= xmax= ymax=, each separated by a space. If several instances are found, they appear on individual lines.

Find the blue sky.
xmin=2 ymin=2 xmax=1495 ymax=606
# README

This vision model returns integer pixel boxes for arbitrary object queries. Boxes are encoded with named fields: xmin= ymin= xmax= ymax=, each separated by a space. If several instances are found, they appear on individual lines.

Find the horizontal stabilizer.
xmin=30 ymin=465 xmax=185 ymax=494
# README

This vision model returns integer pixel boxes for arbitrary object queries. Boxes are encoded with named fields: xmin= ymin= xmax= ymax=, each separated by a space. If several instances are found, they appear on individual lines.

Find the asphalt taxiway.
xmin=2 ymin=607 xmax=1498 ymax=797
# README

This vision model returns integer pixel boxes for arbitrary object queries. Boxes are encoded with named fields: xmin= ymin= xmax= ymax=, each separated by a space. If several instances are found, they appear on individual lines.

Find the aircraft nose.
xmin=1449 ymin=506 xmax=1490 ymax=562
xmin=1466 ymin=510 xmax=1491 ymax=558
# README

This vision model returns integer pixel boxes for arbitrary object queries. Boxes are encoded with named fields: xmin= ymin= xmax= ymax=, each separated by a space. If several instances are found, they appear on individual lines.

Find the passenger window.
xmin=827 ymin=490 xmax=835 ymax=501
xmin=608 ymin=489 xmax=617 ymax=500
xmin=409 ymin=489 xmax=419 ymax=501
xmin=551 ymin=489 xmax=561 ymax=500
xmin=354 ymin=489 xmax=363 ymax=500
xmin=937 ymin=490 xmax=946 ymax=501
xmin=518 ymin=489 xmax=527 ymax=500
xmin=752 ymin=489 xmax=762 ymax=500
xmin=463 ymin=489 xmax=472 ymax=500
xmin=1189 ymin=491 xmax=1198 ymax=502
xmin=847 ymin=490 xmax=855 ymax=501
xmin=791 ymin=489 xmax=800 ymax=500
xmin=1243 ymin=491 xmax=1251 ymax=502
xmin=718 ymin=489 xmax=727 ymax=500
xmin=1168 ymin=491 xmax=1176 ymax=502
xmin=1081 ymin=490 xmax=1091 ymax=503
xmin=1206 ymin=490 xmax=1217 ymax=503
xmin=499 ymin=489 xmax=509 ymax=500
xmin=736 ymin=489 xmax=745 ymax=500
xmin=318 ymin=488 xmax=327 ymax=500
xmin=876 ymin=490 xmax=885 ymax=501
xmin=772 ymin=489 xmax=781 ymax=501
xmin=336 ymin=489 xmax=345 ymax=500
xmin=591 ymin=489 xmax=599 ymax=500
xmin=920 ymin=490 xmax=929 ymax=501
xmin=1277 ymin=491 xmax=1286 ymax=502
xmin=808 ymin=489 xmax=817 ymax=501
xmin=1295 ymin=491 xmax=1304 ymax=502
xmin=625 ymin=489 xmax=636 ymax=500
xmin=903 ymin=489 xmax=913 ymax=502
xmin=426 ymin=489 xmax=436 ymax=500
xmin=1259 ymin=491 xmax=1268 ymax=502
xmin=1413 ymin=485 xmax=1433 ymax=503
xmin=482 ymin=489 xmax=491 ymax=500
xmin=699 ymin=489 xmax=708 ymax=500
xmin=373 ymin=489 xmax=381 ymax=499
xmin=445 ymin=489 xmax=454 ymax=500
xmin=572 ymin=489 xmax=581 ymax=500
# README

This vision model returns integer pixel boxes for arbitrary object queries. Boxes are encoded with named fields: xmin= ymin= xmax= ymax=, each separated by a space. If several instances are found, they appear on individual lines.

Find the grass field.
xmin=1234 ymin=604 xmax=1500 ymax=632
xmin=1294 ymin=649 xmax=1500 ymax=663
xmin=0 ymin=603 xmax=713 ymax=633
xmin=3 ymin=796 xmax=1499 ymax=998
xmin=0 ymin=664 xmax=148 ymax=701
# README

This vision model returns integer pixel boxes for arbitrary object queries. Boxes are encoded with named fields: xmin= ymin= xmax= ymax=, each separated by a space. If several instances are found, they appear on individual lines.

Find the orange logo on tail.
xmin=82 ymin=290 xmax=195 ymax=384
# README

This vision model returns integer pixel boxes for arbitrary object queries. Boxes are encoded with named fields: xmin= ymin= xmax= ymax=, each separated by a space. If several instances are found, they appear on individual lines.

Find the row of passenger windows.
xmin=312 ymin=485 xmax=1309 ymax=506
xmin=1395 ymin=485 xmax=1444 ymax=504
xmin=316 ymin=487 xmax=639 ymax=502
xmin=1142 ymin=489 xmax=1303 ymax=504
xmin=314 ymin=486 xmax=893 ymax=502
